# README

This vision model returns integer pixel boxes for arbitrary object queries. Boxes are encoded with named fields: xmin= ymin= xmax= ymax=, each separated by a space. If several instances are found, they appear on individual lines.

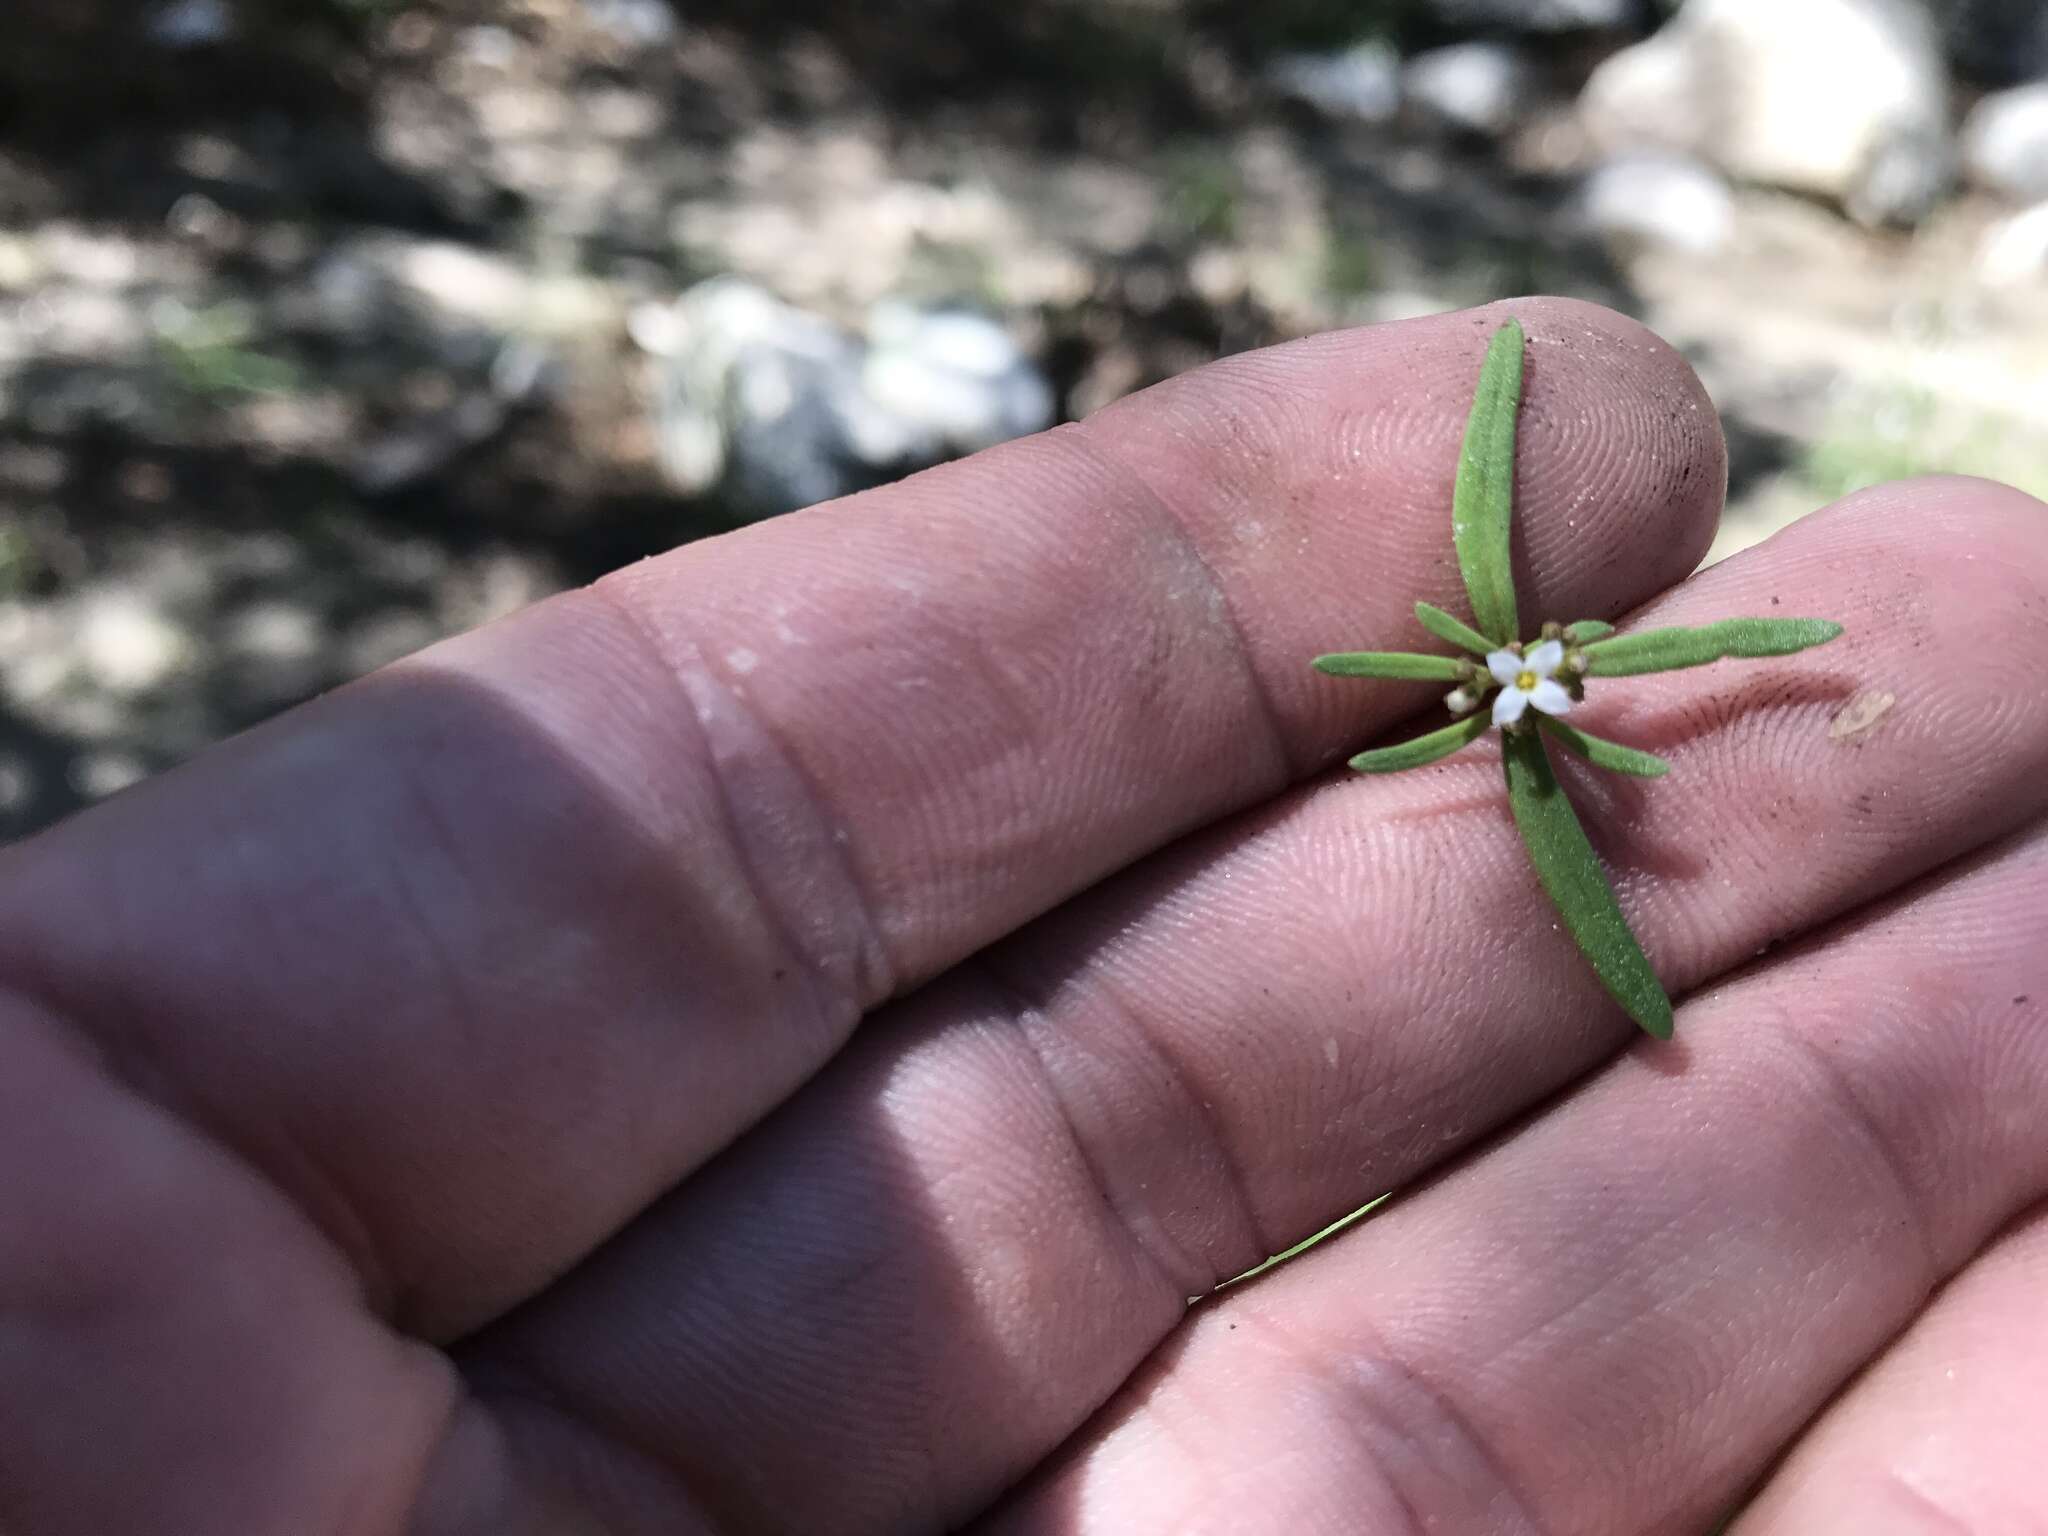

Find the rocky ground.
xmin=2 ymin=0 xmax=2046 ymax=839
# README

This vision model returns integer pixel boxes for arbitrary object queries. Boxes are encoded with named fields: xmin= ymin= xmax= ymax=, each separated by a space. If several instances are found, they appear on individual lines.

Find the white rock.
xmin=1581 ymin=0 xmax=1951 ymax=224
xmin=863 ymin=301 xmax=1055 ymax=457
xmin=36 ymin=225 xmax=142 ymax=289
xmin=1978 ymin=201 xmax=2048 ymax=284
xmin=391 ymin=241 xmax=535 ymax=330
xmin=1580 ymin=153 xmax=1737 ymax=256
xmin=71 ymin=754 xmax=150 ymax=800
xmin=867 ymin=304 xmax=1018 ymax=379
xmin=1428 ymin=0 xmax=1633 ymax=28
xmin=581 ymin=0 xmax=678 ymax=47
xmin=634 ymin=280 xmax=1054 ymax=516
xmin=1267 ymin=42 xmax=1402 ymax=124
xmin=1963 ymin=83 xmax=2048 ymax=202
xmin=227 ymin=601 xmax=322 ymax=662
xmin=20 ymin=289 xmax=148 ymax=356
xmin=0 ymin=235 xmax=39 ymax=292
xmin=1405 ymin=41 xmax=1537 ymax=139
xmin=634 ymin=279 xmax=857 ymax=501
xmin=76 ymin=594 xmax=190 ymax=694
xmin=456 ymin=25 xmax=519 ymax=71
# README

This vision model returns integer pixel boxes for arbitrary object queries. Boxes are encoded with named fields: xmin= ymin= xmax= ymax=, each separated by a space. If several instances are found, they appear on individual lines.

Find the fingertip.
xmin=1730 ymin=474 xmax=2048 ymax=624
xmin=1400 ymin=293 xmax=1734 ymax=614
xmin=1795 ymin=473 xmax=2047 ymax=553
xmin=1072 ymin=297 xmax=1729 ymax=752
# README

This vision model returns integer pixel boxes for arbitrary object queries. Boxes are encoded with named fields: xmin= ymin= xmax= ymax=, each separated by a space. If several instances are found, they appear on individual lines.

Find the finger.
xmin=455 ymin=478 xmax=2048 ymax=1536
xmin=1730 ymin=1203 xmax=2048 ymax=1534
xmin=0 ymin=300 xmax=1722 ymax=1341
xmin=987 ymin=819 xmax=2048 ymax=1536
xmin=0 ymin=994 xmax=455 ymax=1536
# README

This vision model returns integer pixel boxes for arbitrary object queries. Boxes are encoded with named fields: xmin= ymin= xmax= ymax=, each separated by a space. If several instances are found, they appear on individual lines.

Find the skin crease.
xmin=1731 ymin=1206 xmax=2048 ymax=1535
xmin=0 ymin=299 xmax=2042 ymax=1536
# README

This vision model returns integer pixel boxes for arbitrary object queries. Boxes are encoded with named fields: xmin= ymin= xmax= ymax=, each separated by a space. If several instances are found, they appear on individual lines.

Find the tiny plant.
xmin=1312 ymin=319 xmax=1842 ymax=1038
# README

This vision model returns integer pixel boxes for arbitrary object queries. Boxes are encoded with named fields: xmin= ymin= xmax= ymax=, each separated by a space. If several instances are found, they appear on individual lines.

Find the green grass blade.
xmin=1414 ymin=601 xmax=1496 ymax=656
xmin=1451 ymin=318 xmax=1526 ymax=646
xmin=1213 ymin=1192 xmax=1392 ymax=1294
xmin=1563 ymin=619 xmax=1615 ymax=644
xmin=1582 ymin=619 xmax=1844 ymax=678
xmin=1537 ymin=717 xmax=1671 ymax=778
xmin=1348 ymin=713 xmax=1491 ymax=773
xmin=1503 ymin=731 xmax=1673 ymax=1038
xmin=1313 ymin=650 xmax=1466 ymax=682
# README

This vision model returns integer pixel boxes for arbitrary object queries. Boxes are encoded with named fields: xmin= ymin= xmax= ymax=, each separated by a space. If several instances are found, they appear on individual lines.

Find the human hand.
xmin=4 ymin=298 xmax=2045 ymax=1536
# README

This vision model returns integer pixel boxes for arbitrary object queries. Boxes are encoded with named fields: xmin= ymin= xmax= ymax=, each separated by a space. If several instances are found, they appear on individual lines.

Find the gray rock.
xmin=632 ymin=280 xmax=1055 ymax=518
xmin=1850 ymin=121 xmax=1953 ymax=227
xmin=281 ymin=248 xmax=387 ymax=340
xmin=1963 ymin=83 xmax=2048 ymax=203
xmin=349 ymin=395 xmax=511 ymax=497
xmin=1931 ymin=0 xmax=2048 ymax=85
xmin=1403 ymin=41 xmax=1538 ymax=139
xmin=1579 ymin=152 xmax=1736 ymax=256
xmin=1426 ymin=0 xmax=1637 ymax=30
xmin=146 ymin=0 xmax=234 ymax=48
xmin=580 ymin=0 xmax=679 ymax=48
xmin=1581 ymin=0 xmax=1952 ymax=225
xmin=349 ymin=339 xmax=552 ymax=496
xmin=1267 ymin=42 xmax=1402 ymax=125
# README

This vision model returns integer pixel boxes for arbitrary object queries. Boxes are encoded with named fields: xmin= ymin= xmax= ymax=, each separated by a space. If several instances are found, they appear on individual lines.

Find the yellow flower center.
xmin=1515 ymin=669 xmax=1538 ymax=692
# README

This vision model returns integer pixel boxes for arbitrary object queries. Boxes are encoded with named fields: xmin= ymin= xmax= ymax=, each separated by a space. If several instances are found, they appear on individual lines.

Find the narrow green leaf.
xmin=1582 ymin=618 xmax=1844 ymax=678
xmin=1214 ymin=1192 xmax=1391 ymax=1294
xmin=1502 ymin=731 xmax=1673 ymax=1038
xmin=1563 ymin=619 xmax=1615 ymax=644
xmin=1348 ymin=713 xmax=1491 ymax=773
xmin=1414 ymin=601 xmax=1497 ymax=656
xmin=1313 ymin=650 xmax=1466 ymax=682
xmin=1537 ymin=717 xmax=1671 ymax=778
xmin=1451 ymin=318 xmax=1525 ymax=645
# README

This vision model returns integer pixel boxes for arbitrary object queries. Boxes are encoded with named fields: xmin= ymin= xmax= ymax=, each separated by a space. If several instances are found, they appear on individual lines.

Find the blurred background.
xmin=3 ymin=0 xmax=2046 ymax=840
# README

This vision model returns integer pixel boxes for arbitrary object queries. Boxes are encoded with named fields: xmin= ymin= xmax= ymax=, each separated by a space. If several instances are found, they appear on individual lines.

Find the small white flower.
xmin=1488 ymin=639 xmax=1573 ymax=727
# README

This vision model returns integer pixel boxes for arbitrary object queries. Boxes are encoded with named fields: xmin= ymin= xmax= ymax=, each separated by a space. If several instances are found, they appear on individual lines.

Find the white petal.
xmin=1529 ymin=678 xmax=1573 ymax=717
xmin=1487 ymin=649 xmax=1522 ymax=686
xmin=1492 ymin=686 xmax=1530 ymax=727
xmin=1525 ymin=638 xmax=1565 ymax=678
